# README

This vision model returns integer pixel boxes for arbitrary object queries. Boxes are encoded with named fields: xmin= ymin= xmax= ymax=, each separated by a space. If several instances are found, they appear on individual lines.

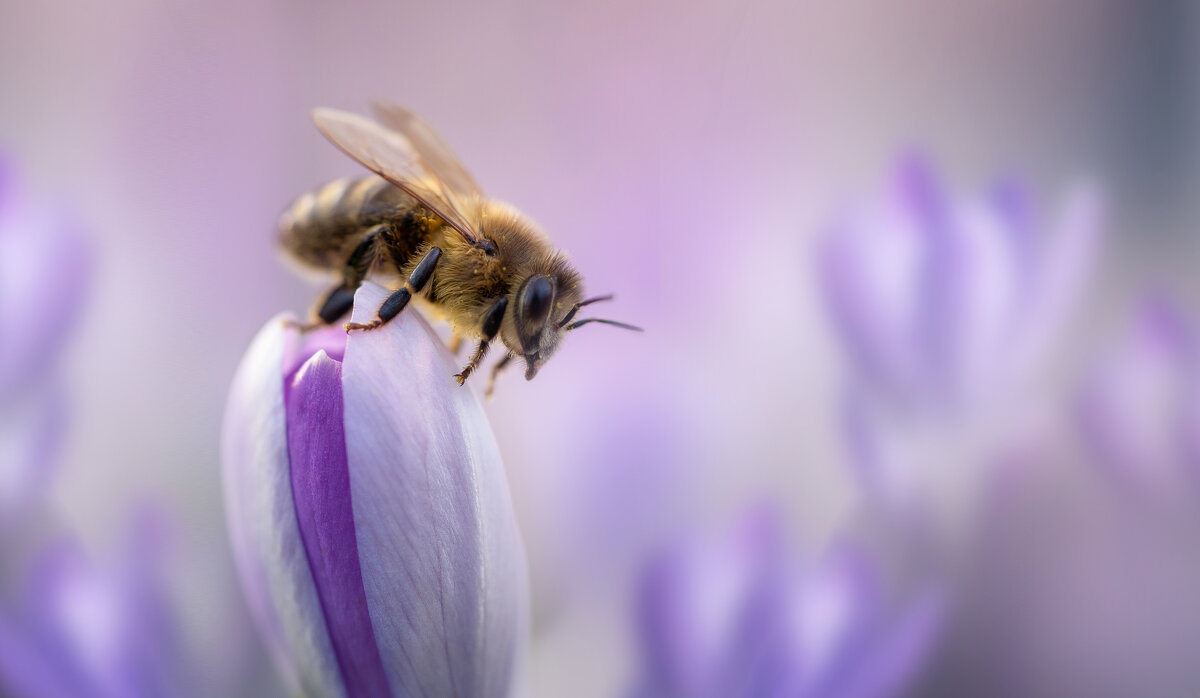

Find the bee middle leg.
xmin=345 ymin=246 xmax=442 ymax=332
xmin=454 ymin=297 xmax=508 ymax=385
xmin=485 ymin=352 xmax=515 ymax=399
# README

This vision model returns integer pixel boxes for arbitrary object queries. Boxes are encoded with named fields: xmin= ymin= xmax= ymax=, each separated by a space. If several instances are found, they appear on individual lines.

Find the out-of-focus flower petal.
xmin=0 ymin=161 xmax=91 ymax=401
xmin=222 ymin=316 xmax=342 ymax=697
xmin=818 ymin=588 xmax=942 ymax=698
xmin=1077 ymin=296 xmax=1200 ymax=490
xmin=820 ymin=163 xmax=927 ymax=402
xmin=0 ymin=158 xmax=92 ymax=517
xmin=634 ymin=507 xmax=781 ymax=698
xmin=0 ymin=511 xmax=189 ymax=698
xmin=0 ymin=612 xmax=92 ymax=698
xmin=629 ymin=507 xmax=939 ymax=698
xmin=0 ymin=384 xmax=64 ymax=523
xmin=1005 ymin=182 xmax=1101 ymax=389
xmin=822 ymin=157 xmax=1101 ymax=501
xmin=819 ymin=156 xmax=1100 ymax=413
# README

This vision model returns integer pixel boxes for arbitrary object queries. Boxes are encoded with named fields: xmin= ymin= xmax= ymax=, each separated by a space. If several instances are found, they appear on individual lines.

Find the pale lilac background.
xmin=2 ymin=1 xmax=1199 ymax=696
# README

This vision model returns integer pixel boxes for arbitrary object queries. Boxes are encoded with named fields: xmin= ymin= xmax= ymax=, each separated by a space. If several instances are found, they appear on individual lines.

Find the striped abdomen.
xmin=277 ymin=175 xmax=426 ymax=274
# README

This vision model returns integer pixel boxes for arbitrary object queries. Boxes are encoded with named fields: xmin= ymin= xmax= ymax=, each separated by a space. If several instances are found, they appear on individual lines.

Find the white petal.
xmin=342 ymin=282 xmax=529 ymax=698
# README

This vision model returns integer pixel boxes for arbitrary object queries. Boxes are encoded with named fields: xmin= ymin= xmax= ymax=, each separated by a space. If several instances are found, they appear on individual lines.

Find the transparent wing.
xmin=370 ymin=100 xmax=483 ymax=199
xmin=312 ymin=107 xmax=479 ymax=243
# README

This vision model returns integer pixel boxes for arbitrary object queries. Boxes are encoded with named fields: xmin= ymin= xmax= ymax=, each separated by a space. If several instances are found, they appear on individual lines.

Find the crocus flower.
xmin=0 ymin=512 xmax=188 ymax=698
xmin=819 ymin=156 xmax=1099 ymax=412
xmin=1077 ymin=296 xmax=1200 ymax=493
xmin=818 ymin=157 xmax=1099 ymax=497
xmin=222 ymin=282 xmax=528 ymax=698
xmin=629 ymin=507 xmax=941 ymax=698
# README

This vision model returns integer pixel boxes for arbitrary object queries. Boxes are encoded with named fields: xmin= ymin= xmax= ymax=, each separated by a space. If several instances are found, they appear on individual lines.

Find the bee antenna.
xmin=559 ymin=294 xmax=615 ymax=327
xmin=564 ymin=318 xmax=644 ymax=332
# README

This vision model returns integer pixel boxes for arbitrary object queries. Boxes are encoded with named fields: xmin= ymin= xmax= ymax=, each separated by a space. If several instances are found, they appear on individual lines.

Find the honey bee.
xmin=278 ymin=101 xmax=640 ymax=394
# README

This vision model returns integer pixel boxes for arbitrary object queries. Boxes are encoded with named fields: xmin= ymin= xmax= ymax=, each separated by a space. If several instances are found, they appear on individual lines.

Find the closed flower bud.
xmin=222 ymin=282 xmax=528 ymax=698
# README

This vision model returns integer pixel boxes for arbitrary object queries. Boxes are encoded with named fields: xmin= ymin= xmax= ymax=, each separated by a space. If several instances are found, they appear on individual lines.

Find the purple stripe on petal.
xmin=222 ymin=314 xmax=342 ymax=696
xmin=285 ymin=351 xmax=390 ymax=698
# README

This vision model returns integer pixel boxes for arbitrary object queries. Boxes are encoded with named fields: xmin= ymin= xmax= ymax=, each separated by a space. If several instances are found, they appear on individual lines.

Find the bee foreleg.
xmin=454 ymin=297 xmax=508 ymax=385
xmin=485 ymin=352 xmax=515 ymax=399
xmin=345 ymin=246 xmax=442 ymax=332
xmin=448 ymin=333 xmax=465 ymax=355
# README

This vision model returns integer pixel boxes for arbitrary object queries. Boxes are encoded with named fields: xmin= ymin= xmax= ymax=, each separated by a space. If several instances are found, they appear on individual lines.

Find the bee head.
xmin=511 ymin=273 xmax=574 ymax=380
xmin=501 ymin=258 xmax=641 ymax=382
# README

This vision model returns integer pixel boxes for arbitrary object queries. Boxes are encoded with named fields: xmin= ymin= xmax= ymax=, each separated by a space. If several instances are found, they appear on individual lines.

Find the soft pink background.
xmin=3 ymin=1 xmax=1199 ymax=696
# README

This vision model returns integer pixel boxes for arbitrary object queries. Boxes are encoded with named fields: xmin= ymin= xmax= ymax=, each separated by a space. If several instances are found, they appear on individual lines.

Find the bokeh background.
xmin=2 ymin=1 xmax=1199 ymax=696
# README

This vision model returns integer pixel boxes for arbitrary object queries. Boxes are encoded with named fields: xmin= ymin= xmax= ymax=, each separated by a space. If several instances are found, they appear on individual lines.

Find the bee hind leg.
xmin=346 ymin=246 xmax=442 ymax=332
xmin=285 ymin=286 xmax=357 ymax=333
xmin=455 ymin=297 xmax=508 ymax=385
xmin=299 ymin=225 xmax=389 ymax=330
xmin=317 ymin=286 xmax=357 ymax=323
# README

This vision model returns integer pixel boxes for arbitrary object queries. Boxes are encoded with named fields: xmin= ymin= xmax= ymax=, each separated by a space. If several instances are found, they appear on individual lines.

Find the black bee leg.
xmin=317 ymin=287 xmax=357 ymax=324
xmin=342 ymin=225 xmax=389 ymax=287
xmin=299 ymin=226 xmax=389 ymax=330
xmin=284 ymin=285 xmax=358 ymax=332
xmin=455 ymin=297 xmax=508 ymax=385
xmin=346 ymin=246 xmax=442 ymax=332
xmin=485 ymin=352 xmax=515 ymax=399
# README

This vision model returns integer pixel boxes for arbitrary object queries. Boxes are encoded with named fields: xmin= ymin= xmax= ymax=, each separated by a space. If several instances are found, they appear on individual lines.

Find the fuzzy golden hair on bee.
xmin=277 ymin=102 xmax=640 ymax=393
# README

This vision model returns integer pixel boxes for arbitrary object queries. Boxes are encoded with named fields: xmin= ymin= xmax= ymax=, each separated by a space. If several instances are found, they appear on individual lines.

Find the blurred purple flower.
xmin=629 ymin=508 xmax=941 ymax=698
xmin=1077 ymin=296 xmax=1200 ymax=492
xmin=819 ymin=156 xmax=1099 ymax=413
xmin=919 ymin=425 xmax=1200 ymax=698
xmin=0 ymin=387 xmax=64 ymax=518
xmin=0 ymin=512 xmax=188 ymax=698
xmin=222 ymin=282 xmax=528 ymax=698
xmin=0 ymin=156 xmax=90 ymax=520
xmin=0 ymin=157 xmax=91 ymax=400
xmin=819 ymin=157 xmax=1100 ymax=498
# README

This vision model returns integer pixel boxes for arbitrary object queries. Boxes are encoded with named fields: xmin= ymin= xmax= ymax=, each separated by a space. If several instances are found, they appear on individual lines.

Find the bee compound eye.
xmin=519 ymin=275 xmax=554 ymax=328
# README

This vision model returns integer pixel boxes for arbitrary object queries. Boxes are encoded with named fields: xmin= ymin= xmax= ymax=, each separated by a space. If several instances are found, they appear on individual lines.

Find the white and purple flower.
xmin=629 ymin=508 xmax=941 ymax=698
xmin=222 ymin=282 xmax=529 ymax=698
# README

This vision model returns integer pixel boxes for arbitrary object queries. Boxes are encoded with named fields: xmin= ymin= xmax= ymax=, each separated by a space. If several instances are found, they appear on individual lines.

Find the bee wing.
xmin=370 ymin=100 xmax=483 ymax=199
xmin=312 ymin=107 xmax=479 ymax=244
